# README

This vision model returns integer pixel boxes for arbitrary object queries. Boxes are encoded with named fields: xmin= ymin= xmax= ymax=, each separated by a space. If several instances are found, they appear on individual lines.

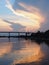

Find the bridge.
xmin=0 ymin=32 xmax=32 ymax=38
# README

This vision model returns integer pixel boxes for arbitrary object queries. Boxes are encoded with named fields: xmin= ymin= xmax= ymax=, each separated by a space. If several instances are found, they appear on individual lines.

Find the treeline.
xmin=31 ymin=30 xmax=49 ymax=39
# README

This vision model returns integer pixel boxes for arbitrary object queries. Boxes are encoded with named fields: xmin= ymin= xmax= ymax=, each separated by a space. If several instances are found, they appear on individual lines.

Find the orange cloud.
xmin=18 ymin=2 xmax=45 ymax=22
xmin=15 ymin=10 xmax=44 ymax=31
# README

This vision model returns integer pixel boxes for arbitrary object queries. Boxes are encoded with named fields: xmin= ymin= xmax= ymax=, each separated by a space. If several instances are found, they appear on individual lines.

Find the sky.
xmin=0 ymin=0 xmax=49 ymax=32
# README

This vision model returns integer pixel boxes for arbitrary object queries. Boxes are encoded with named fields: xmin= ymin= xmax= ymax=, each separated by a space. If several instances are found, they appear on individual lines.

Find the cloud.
xmin=18 ymin=2 xmax=40 ymax=13
xmin=18 ymin=2 xmax=45 ymax=22
xmin=4 ymin=19 xmax=26 ymax=32
xmin=5 ymin=0 xmax=26 ymax=17
xmin=0 ymin=17 xmax=26 ymax=32
xmin=15 ymin=9 xmax=45 ymax=31
xmin=5 ymin=0 xmax=45 ymax=32
xmin=0 ymin=18 xmax=12 ymax=31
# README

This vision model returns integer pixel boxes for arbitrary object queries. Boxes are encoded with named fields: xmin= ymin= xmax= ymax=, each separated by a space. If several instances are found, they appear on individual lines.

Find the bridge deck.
xmin=0 ymin=32 xmax=32 ymax=38
xmin=0 ymin=32 xmax=32 ymax=33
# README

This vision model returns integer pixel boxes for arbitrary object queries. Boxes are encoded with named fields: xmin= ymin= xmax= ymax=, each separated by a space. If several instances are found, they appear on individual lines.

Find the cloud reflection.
xmin=0 ymin=42 xmax=12 ymax=57
xmin=11 ymin=42 xmax=44 ymax=65
xmin=0 ymin=39 xmax=45 ymax=65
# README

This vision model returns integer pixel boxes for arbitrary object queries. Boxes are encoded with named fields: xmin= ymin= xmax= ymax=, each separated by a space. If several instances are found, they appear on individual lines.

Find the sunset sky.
xmin=0 ymin=0 xmax=49 ymax=32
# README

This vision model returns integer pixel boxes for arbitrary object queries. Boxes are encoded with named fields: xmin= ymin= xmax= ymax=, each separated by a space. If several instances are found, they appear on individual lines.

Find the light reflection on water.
xmin=0 ymin=38 xmax=49 ymax=65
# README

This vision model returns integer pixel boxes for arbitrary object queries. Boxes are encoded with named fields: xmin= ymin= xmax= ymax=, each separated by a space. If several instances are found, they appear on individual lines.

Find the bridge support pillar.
xmin=26 ymin=33 xmax=28 ymax=37
xmin=18 ymin=32 xmax=20 ymax=37
xmin=8 ymin=32 xmax=10 ymax=38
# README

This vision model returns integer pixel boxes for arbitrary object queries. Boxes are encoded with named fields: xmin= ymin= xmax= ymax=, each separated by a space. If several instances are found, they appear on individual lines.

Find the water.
xmin=0 ymin=38 xmax=49 ymax=65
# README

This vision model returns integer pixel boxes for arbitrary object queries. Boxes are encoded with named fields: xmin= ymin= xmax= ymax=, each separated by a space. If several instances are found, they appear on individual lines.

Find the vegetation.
xmin=31 ymin=30 xmax=49 ymax=40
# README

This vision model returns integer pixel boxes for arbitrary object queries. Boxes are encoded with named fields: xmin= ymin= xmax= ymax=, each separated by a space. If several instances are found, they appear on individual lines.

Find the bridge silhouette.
xmin=0 ymin=32 xmax=32 ymax=38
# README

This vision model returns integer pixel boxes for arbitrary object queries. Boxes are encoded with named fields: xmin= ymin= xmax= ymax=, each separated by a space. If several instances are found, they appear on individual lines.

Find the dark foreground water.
xmin=0 ymin=38 xmax=49 ymax=65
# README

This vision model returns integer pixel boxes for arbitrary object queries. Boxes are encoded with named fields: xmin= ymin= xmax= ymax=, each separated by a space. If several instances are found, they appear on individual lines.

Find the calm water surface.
xmin=0 ymin=38 xmax=49 ymax=65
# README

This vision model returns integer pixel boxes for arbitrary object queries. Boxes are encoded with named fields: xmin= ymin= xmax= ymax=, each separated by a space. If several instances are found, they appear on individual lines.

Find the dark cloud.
xmin=40 ymin=21 xmax=49 ymax=32
xmin=3 ymin=20 xmax=26 ymax=32
xmin=13 ymin=0 xmax=49 ymax=14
